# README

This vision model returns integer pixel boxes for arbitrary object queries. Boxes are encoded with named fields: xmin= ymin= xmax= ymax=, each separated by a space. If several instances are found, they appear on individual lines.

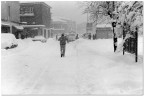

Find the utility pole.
xmin=86 ymin=11 xmax=88 ymax=33
xmin=86 ymin=3 xmax=89 ymax=33
xmin=112 ymin=1 xmax=117 ymax=52
xmin=112 ymin=22 xmax=117 ymax=52
xmin=106 ymin=1 xmax=117 ymax=52
xmin=135 ymin=27 xmax=138 ymax=62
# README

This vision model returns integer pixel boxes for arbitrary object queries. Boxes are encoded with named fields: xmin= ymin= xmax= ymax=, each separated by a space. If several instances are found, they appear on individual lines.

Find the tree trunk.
xmin=113 ymin=27 xmax=117 ymax=52
xmin=135 ymin=27 xmax=138 ymax=62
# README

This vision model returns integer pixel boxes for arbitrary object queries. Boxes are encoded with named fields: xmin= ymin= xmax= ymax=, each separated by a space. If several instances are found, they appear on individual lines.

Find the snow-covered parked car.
xmin=1 ymin=33 xmax=18 ymax=49
xmin=32 ymin=36 xmax=47 ymax=43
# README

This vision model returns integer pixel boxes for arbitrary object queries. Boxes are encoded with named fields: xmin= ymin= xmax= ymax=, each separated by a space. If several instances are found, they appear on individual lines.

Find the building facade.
xmin=20 ymin=2 xmax=52 ymax=38
xmin=96 ymin=24 xmax=113 ymax=39
xmin=60 ymin=18 xmax=76 ymax=33
xmin=51 ymin=17 xmax=68 ymax=37
xmin=86 ymin=22 xmax=93 ymax=34
xmin=51 ymin=17 xmax=76 ymax=37
xmin=1 ymin=1 xmax=23 ymax=38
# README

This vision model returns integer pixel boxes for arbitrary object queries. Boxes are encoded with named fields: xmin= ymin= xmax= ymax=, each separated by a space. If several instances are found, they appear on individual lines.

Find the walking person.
xmin=76 ymin=34 xmax=79 ymax=39
xmin=89 ymin=34 xmax=91 ymax=40
xmin=56 ymin=35 xmax=58 ymax=40
xmin=93 ymin=34 xmax=94 ymax=40
xmin=58 ymin=33 xmax=68 ymax=57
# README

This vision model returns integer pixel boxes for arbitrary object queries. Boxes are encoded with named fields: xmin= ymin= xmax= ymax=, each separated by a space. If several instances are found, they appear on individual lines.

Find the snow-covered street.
xmin=1 ymin=37 xmax=143 ymax=95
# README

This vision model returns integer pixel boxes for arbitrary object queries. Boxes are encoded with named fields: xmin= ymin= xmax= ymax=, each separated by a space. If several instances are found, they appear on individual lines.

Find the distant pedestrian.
xmin=94 ymin=34 xmax=96 ymax=39
xmin=76 ymin=34 xmax=79 ymax=39
xmin=18 ymin=33 xmax=21 ymax=39
xmin=58 ymin=33 xmax=68 ymax=57
xmin=93 ymin=34 xmax=94 ymax=40
xmin=89 ymin=34 xmax=91 ymax=40
xmin=56 ymin=35 xmax=58 ymax=40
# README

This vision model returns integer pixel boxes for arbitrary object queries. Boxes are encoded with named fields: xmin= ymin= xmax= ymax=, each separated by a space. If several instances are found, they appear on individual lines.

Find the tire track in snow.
xmin=76 ymin=40 xmax=108 ymax=94
xmin=23 ymin=41 xmax=78 ymax=94
xmin=20 ymin=42 xmax=56 ymax=94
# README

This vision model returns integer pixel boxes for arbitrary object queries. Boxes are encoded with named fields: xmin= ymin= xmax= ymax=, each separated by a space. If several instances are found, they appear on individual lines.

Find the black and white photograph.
xmin=1 ymin=1 xmax=143 ymax=95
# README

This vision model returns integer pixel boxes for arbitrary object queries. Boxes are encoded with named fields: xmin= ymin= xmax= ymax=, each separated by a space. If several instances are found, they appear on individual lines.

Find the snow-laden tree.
xmin=117 ymin=1 xmax=143 ymax=32
xmin=79 ymin=1 xmax=143 ymax=53
xmin=116 ymin=1 xmax=143 ymax=53
xmin=79 ymin=1 xmax=119 ymax=52
xmin=80 ymin=1 xmax=111 ymax=25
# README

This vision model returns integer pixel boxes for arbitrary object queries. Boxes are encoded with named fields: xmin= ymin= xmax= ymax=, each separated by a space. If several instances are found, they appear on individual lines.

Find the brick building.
xmin=20 ymin=2 xmax=52 ymax=38
xmin=1 ymin=1 xmax=23 ymax=38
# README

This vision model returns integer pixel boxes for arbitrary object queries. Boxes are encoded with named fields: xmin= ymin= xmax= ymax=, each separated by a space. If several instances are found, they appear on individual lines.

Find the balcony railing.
xmin=20 ymin=13 xmax=34 ymax=16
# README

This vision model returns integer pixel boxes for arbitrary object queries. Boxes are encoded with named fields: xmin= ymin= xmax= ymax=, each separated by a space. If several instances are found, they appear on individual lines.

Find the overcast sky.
xmin=45 ymin=1 xmax=87 ymax=24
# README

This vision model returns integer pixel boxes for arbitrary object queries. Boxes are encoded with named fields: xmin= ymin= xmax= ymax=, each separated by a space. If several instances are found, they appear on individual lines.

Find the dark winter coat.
xmin=58 ymin=36 xmax=68 ymax=45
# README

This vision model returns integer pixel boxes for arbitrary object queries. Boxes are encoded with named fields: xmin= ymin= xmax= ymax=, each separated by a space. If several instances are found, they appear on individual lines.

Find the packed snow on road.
xmin=1 ymin=37 xmax=143 ymax=95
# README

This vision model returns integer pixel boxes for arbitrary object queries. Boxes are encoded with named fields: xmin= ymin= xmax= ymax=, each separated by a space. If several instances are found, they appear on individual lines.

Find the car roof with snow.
xmin=1 ymin=33 xmax=17 ymax=49
xmin=34 ymin=36 xmax=46 ymax=39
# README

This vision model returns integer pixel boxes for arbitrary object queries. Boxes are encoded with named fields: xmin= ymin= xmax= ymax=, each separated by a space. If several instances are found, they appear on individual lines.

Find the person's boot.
xmin=61 ymin=54 xmax=62 ymax=57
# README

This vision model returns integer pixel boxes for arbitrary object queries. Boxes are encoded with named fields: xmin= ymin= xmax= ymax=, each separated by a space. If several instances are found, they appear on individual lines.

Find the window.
xmin=8 ymin=6 xmax=10 ymax=18
xmin=30 ymin=7 xmax=33 ymax=13
xmin=20 ymin=8 xmax=23 ymax=14
xmin=44 ymin=29 xmax=46 ymax=38
xmin=20 ymin=6 xmax=34 ymax=14
xmin=25 ymin=7 xmax=29 ymax=13
xmin=48 ymin=31 xmax=50 ymax=38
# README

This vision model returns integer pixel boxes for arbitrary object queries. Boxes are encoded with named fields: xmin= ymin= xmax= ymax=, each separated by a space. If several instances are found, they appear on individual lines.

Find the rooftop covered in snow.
xmin=96 ymin=24 xmax=112 ymax=28
xmin=20 ymin=1 xmax=51 ymax=8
